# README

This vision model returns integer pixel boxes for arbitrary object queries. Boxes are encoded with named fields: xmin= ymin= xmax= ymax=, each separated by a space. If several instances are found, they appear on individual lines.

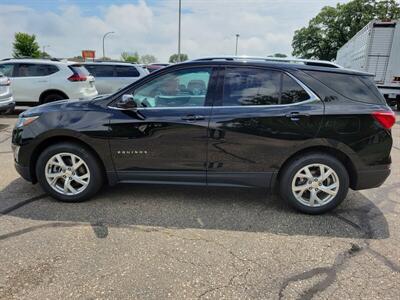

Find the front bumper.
xmin=14 ymin=161 xmax=33 ymax=182
xmin=352 ymin=165 xmax=391 ymax=190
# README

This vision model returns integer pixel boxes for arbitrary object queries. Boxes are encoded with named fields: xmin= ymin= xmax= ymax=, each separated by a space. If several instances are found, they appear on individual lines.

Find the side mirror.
xmin=116 ymin=94 xmax=137 ymax=109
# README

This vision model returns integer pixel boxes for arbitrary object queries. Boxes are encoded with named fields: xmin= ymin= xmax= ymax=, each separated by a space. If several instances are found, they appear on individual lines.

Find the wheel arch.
xmin=29 ymin=135 xmax=107 ymax=184
xmin=39 ymin=89 xmax=69 ymax=104
xmin=275 ymin=145 xmax=358 ymax=190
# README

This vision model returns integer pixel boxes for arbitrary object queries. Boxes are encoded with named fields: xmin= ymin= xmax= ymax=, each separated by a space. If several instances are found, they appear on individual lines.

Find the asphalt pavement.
xmin=0 ymin=113 xmax=399 ymax=299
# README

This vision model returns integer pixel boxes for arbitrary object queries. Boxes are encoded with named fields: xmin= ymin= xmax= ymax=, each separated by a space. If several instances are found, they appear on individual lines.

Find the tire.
xmin=42 ymin=93 xmax=66 ymax=104
xmin=397 ymin=101 xmax=400 ymax=111
xmin=279 ymin=153 xmax=349 ymax=214
xmin=36 ymin=142 xmax=103 ymax=202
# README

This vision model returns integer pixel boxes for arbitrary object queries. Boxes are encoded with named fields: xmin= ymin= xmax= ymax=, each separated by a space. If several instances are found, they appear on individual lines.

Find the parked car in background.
xmin=0 ymin=72 xmax=14 ymax=113
xmin=83 ymin=62 xmax=148 ymax=94
xmin=145 ymin=63 xmax=169 ymax=73
xmin=12 ymin=57 xmax=395 ymax=214
xmin=337 ymin=20 xmax=400 ymax=110
xmin=0 ymin=58 xmax=97 ymax=105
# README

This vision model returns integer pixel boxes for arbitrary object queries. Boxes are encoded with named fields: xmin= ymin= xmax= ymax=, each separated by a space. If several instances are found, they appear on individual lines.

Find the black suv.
xmin=12 ymin=57 xmax=395 ymax=214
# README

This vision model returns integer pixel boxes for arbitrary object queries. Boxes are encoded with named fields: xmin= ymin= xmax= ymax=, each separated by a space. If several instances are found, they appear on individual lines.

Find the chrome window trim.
xmin=108 ymin=70 xmax=321 ymax=110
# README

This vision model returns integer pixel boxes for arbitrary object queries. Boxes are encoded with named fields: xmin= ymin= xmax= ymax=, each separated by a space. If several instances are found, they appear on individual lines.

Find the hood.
xmin=21 ymin=99 xmax=92 ymax=117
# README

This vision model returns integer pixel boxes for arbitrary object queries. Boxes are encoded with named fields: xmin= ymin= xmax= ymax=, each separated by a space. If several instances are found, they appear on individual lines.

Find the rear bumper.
xmin=352 ymin=165 xmax=391 ymax=190
xmin=0 ymin=96 xmax=15 ymax=112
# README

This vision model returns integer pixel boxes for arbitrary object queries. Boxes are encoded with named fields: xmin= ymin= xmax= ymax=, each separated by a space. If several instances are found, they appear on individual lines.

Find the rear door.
xmin=11 ymin=63 xmax=55 ymax=102
xmin=207 ymin=66 xmax=324 ymax=187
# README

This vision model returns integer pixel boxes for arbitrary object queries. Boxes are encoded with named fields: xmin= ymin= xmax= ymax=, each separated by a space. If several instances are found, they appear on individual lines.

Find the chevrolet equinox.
xmin=12 ymin=57 xmax=395 ymax=214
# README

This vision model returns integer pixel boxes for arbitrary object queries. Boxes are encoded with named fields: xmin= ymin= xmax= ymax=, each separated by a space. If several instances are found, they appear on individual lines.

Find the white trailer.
xmin=336 ymin=20 xmax=400 ymax=110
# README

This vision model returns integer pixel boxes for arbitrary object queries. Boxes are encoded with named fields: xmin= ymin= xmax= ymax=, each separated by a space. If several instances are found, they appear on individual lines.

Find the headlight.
xmin=16 ymin=116 xmax=39 ymax=128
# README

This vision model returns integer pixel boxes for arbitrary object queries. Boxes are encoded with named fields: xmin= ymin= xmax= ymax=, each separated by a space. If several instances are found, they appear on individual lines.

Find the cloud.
xmin=0 ymin=0 xmax=349 ymax=62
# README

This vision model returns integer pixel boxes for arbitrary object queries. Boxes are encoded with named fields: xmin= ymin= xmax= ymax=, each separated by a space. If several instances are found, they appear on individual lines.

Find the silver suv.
xmin=83 ymin=62 xmax=149 ymax=94
xmin=0 ymin=72 xmax=14 ymax=113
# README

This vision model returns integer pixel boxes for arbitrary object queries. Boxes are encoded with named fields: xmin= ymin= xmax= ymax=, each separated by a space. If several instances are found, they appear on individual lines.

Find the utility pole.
xmin=42 ymin=45 xmax=50 ymax=57
xmin=178 ymin=0 xmax=182 ymax=62
xmin=235 ymin=34 xmax=240 ymax=56
xmin=102 ymin=31 xmax=115 ymax=59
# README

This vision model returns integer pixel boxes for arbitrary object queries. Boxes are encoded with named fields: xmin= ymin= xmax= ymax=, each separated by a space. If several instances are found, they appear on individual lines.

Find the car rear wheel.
xmin=36 ymin=142 xmax=103 ymax=202
xmin=279 ymin=153 xmax=349 ymax=214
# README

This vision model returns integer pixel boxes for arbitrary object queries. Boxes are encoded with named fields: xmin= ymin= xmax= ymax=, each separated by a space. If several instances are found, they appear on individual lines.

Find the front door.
xmin=108 ymin=66 xmax=216 ymax=185
xmin=207 ymin=66 xmax=324 ymax=187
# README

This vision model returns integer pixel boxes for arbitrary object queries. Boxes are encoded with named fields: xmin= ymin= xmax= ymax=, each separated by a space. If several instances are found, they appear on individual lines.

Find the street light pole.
xmin=178 ymin=0 xmax=182 ymax=62
xmin=102 ymin=31 xmax=115 ymax=59
xmin=235 ymin=34 xmax=240 ymax=56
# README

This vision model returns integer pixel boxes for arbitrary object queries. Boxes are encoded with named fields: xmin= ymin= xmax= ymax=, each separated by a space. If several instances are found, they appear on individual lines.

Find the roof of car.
xmin=173 ymin=56 xmax=372 ymax=76
xmin=0 ymin=58 xmax=78 ymax=65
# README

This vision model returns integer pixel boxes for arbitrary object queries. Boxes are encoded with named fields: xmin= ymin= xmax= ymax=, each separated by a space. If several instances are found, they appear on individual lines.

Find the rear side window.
xmin=281 ymin=74 xmax=310 ymax=104
xmin=15 ymin=64 xmax=58 ymax=77
xmin=85 ymin=65 xmax=114 ymax=77
xmin=70 ymin=65 xmax=90 ymax=76
xmin=223 ymin=67 xmax=310 ymax=106
xmin=0 ymin=64 xmax=14 ymax=77
xmin=304 ymin=71 xmax=385 ymax=104
xmin=115 ymin=66 xmax=140 ymax=77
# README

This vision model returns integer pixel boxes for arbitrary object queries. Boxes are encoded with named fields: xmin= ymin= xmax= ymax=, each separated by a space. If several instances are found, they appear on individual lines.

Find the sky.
xmin=0 ymin=0 xmax=350 ymax=62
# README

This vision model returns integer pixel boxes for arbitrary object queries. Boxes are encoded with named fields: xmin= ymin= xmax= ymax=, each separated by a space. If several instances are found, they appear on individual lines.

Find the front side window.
xmin=222 ymin=67 xmax=311 ymax=106
xmin=130 ymin=68 xmax=212 ymax=108
xmin=0 ymin=64 xmax=14 ymax=77
xmin=85 ymin=65 xmax=114 ymax=77
xmin=115 ymin=66 xmax=140 ymax=77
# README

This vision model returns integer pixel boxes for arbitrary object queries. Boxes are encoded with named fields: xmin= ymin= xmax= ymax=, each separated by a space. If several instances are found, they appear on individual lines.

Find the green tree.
xmin=169 ymin=53 xmax=189 ymax=63
xmin=268 ymin=53 xmax=287 ymax=58
xmin=12 ymin=32 xmax=41 ymax=58
xmin=140 ymin=54 xmax=158 ymax=64
xmin=121 ymin=51 xmax=139 ymax=63
xmin=292 ymin=0 xmax=400 ymax=60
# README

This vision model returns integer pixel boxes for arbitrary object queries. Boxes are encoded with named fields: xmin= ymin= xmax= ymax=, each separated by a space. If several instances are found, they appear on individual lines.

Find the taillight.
xmin=68 ymin=74 xmax=86 ymax=82
xmin=372 ymin=111 xmax=396 ymax=129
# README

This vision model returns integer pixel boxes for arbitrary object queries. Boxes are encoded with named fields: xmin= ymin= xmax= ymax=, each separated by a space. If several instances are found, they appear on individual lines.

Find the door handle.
xmin=181 ymin=115 xmax=205 ymax=122
xmin=285 ymin=112 xmax=310 ymax=121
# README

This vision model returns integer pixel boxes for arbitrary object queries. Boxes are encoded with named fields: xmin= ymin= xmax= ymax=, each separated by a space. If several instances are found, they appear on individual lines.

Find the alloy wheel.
xmin=291 ymin=163 xmax=339 ymax=207
xmin=45 ymin=152 xmax=90 ymax=196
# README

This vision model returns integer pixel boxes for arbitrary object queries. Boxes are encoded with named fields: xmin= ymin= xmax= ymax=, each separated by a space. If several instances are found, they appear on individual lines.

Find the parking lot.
xmin=0 ymin=112 xmax=399 ymax=299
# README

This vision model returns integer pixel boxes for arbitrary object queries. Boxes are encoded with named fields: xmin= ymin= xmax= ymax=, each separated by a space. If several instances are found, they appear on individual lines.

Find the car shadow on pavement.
xmin=1 ymin=178 xmax=389 ymax=240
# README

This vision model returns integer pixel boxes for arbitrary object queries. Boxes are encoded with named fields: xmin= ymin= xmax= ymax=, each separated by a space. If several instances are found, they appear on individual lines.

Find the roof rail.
xmin=1 ymin=57 xmax=62 ymax=61
xmin=90 ymin=59 xmax=138 ymax=64
xmin=192 ymin=56 xmax=342 ymax=68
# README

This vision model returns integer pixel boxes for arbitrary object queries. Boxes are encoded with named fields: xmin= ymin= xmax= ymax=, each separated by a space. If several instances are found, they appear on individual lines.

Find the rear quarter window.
xmin=304 ymin=70 xmax=385 ymax=104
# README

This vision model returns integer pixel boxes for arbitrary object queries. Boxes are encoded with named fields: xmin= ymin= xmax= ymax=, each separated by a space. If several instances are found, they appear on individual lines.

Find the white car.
xmin=0 ymin=72 xmax=14 ymax=113
xmin=0 ymin=59 xmax=98 ymax=104
xmin=83 ymin=62 xmax=148 ymax=94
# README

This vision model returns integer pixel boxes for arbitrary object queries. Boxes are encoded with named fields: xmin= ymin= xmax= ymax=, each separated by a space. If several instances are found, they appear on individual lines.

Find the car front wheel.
xmin=36 ymin=142 xmax=103 ymax=202
xmin=279 ymin=153 xmax=349 ymax=214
